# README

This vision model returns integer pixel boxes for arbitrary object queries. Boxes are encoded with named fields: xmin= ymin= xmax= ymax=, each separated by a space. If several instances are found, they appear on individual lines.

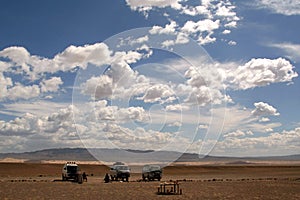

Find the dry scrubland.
xmin=0 ymin=163 xmax=300 ymax=199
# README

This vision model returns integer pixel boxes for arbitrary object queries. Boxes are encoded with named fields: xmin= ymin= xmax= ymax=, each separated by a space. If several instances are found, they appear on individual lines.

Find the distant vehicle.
xmin=110 ymin=164 xmax=131 ymax=182
xmin=142 ymin=165 xmax=162 ymax=181
xmin=62 ymin=161 xmax=83 ymax=183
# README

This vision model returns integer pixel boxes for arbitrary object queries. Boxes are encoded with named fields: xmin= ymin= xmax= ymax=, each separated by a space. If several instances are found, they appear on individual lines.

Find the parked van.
xmin=62 ymin=161 xmax=83 ymax=183
xmin=110 ymin=163 xmax=130 ymax=182
xmin=142 ymin=165 xmax=162 ymax=181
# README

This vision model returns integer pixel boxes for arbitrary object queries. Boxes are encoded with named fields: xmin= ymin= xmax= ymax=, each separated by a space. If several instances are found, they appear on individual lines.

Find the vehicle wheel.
xmin=126 ymin=177 xmax=129 ymax=182
xmin=62 ymin=175 xmax=65 ymax=181
xmin=158 ymin=177 xmax=161 ymax=181
xmin=142 ymin=175 xmax=145 ymax=181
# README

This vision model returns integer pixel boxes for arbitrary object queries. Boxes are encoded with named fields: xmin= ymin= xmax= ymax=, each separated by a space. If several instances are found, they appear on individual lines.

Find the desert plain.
xmin=0 ymin=162 xmax=300 ymax=200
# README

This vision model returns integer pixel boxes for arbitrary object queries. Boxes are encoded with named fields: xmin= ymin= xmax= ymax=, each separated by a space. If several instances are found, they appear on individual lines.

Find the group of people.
xmin=78 ymin=172 xmax=112 ymax=183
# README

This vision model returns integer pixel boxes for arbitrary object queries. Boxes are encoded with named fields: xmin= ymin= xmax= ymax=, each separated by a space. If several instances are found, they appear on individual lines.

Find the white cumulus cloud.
xmin=40 ymin=77 xmax=63 ymax=93
xmin=227 ymin=58 xmax=298 ymax=90
xmin=181 ymin=19 xmax=220 ymax=34
xmin=259 ymin=117 xmax=271 ymax=122
xmin=140 ymin=84 xmax=175 ymax=103
xmin=149 ymin=21 xmax=177 ymax=35
xmin=81 ymin=75 xmax=113 ymax=100
xmin=223 ymin=130 xmax=254 ymax=138
xmin=126 ymin=0 xmax=182 ymax=13
xmin=127 ymin=0 xmax=239 ymax=45
xmin=0 ymin=43 xmax=112 ymax=78
xmin=0 ymin=43 xmax=113 ymax=101
xmin=215 ymin=127 xmax=300 ymax=156
xmin=165 ymin=104 xmax=189 ymax=111
xmin=53 ymin=43 xmax=112 ymax=70
xmin=251 ymin=102 xmax=280 ymax=116
xmin=7 ymin=84 xmax=40 ymax=100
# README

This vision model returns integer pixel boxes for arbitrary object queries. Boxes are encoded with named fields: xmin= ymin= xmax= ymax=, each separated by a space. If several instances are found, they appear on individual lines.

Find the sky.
xmin=0 ymin=0 xmax=300 ymax=159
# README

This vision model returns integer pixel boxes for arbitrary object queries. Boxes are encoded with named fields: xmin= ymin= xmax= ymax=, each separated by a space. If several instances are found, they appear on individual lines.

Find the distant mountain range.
xmin=0 ymin=148 xmax=299 ymax=164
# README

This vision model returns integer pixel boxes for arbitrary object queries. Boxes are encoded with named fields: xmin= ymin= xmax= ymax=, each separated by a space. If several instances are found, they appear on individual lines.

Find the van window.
xmin=67 ymin=166 xmax=78 ymax=173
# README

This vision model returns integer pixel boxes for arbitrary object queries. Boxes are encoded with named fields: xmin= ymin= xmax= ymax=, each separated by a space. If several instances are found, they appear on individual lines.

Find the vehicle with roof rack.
xmin=62 ymin=161 xmax=83 ymax=183
xmin=110 ymin=162 xmax=130 ymax=182
xmin=142 ymin=164 xmax=162 ymax=181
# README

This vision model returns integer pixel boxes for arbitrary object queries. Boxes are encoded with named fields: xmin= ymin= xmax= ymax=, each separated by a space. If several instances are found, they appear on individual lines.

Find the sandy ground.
xmin=0 ymin=163 xmax=300 ymax=199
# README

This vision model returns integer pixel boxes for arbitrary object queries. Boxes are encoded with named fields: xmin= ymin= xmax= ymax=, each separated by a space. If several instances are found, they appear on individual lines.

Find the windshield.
xmin=67 ymin=166 xmax=78 ymax=173
xmin=117 ymin=166 xmax=129 ymax=170
xmin=149 ymin=166 xmax=161 ymax=171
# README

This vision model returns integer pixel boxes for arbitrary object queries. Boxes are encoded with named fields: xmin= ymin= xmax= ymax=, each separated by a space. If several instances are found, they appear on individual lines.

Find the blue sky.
xmin=0 ymin=0 xmax=299 ymax=159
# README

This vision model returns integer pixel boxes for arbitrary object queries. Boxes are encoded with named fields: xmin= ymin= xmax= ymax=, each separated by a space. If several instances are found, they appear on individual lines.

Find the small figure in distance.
xmin=104 ymin=173 xmax=110 ymax=183
xmin=82 ymin=172 xmax=87 ymax=182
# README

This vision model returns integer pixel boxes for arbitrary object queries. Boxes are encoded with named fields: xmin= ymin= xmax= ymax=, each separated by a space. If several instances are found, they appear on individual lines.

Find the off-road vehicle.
xmin=62 ymin=161 xmax=83 ymax=183
xmin=110 ymin=163 xmax=130 ymax=182
xmin=142 ymin=164 xmax=162 ymax=181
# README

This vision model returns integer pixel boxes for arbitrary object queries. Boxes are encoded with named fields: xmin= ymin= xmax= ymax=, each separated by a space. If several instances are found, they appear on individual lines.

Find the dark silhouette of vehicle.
xmin=62 ymin=162 xmax=83 ymax=183
xmin=110 ymin=164 xmax=130 ymax=182
xmin=142 ymin=165 xmax=162 ymax=181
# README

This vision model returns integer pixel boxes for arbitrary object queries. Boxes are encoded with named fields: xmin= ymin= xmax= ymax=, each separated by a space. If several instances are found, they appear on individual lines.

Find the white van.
xmin=62 ymin=162 xmax=82 ymax=183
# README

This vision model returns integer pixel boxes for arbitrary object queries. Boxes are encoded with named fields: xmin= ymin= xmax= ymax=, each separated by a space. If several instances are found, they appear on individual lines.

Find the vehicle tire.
xmin=126 ymin=177 xmax=129 ymax=182
xmin=62 ymin=174 xmax=65 ymax=181
xmin=142 ymin=175 xmax=145 ymax=181
xmin=158 ymin=177 xmax=161 ymax=181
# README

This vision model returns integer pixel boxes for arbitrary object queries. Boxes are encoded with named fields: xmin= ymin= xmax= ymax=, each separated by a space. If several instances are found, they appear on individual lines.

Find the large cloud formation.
xmin=1 ymin=101 xmax=299 ymax=155
xmin=0 ymin=44 xmax=112 ymax=101
xmin=126 ymin=0 xmax=239 ymax=45
xmin=0 ymin=44 xmax=111 ymax=76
